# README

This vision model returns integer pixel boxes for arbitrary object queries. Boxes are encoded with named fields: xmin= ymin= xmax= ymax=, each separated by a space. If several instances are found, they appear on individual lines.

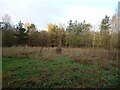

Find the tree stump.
xmin=56 ymin=46 xmax=62 ymax=54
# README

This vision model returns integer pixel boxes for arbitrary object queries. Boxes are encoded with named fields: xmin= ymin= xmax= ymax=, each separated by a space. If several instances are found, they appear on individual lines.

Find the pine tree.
xmin=15 ymin=21 xmax=28 ymax=45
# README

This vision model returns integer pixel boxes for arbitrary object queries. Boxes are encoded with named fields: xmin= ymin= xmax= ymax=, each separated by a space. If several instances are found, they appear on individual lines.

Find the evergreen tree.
xmin=15 ymin=21 xmax=28 ymax=45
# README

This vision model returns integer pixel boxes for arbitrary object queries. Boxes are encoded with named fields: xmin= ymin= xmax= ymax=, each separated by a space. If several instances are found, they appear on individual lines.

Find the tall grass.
xmin=2 ymin=46 xmax=119 ymax=69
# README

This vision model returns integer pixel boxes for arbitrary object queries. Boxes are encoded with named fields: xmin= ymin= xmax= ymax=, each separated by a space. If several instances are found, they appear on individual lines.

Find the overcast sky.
xmin=0 ymin=0 xmax=119 ymax=30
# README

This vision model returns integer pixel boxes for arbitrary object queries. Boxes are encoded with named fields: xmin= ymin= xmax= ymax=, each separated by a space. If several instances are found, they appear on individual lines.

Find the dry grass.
xmin=2 ymin=46 xmax=119 ymax=68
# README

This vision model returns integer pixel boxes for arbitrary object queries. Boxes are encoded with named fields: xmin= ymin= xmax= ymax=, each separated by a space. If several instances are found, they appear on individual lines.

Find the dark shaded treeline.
xmin=1 ymin=15 xmax=120 ymax=49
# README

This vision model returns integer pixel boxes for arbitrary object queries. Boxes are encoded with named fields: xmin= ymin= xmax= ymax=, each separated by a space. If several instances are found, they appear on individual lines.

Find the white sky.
xmin=0 ymin=0 xmax=119 ymax=30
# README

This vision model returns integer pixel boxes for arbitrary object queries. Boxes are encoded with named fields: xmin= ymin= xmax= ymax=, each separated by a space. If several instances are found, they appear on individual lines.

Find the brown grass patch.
xmin=2 ymin=46 xmax=119 ymax=68
xmin=71 ymin=58 xmax=92 ymax=65
xmin=97 ymin=59 xmax=110 ymax=70
xmin=2 ymin=46 xmax=118 ymax=61
xmin=27 ymin=77 xmax=39 ymax=83
xmin=2 ymin=73 xmax=12 ymax=80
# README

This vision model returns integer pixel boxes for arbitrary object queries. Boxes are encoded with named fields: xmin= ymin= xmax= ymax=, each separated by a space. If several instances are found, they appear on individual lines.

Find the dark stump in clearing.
xmin=56 ymin=47 xmax=62 ymax=54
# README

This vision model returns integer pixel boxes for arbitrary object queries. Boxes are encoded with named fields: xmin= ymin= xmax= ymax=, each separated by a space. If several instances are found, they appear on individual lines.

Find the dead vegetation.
xmin=2 ymin=46 xmax=119 ymax=69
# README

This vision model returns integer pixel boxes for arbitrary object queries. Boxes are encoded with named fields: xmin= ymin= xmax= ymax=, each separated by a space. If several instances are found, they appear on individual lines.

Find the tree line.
xmin=1 ymin=14 xmax=120 ymax=49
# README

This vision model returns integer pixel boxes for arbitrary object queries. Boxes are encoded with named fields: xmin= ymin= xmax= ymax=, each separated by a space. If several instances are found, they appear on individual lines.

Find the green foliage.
xmin=66 ymin=20 xmax=91 ymax=35
xmin=15 ymin=21 xmax=28 ymax=45
xmin=93 ymin=32 xmax=101 ymax=48
xmin=100 ymin=15 xmax=110 ymax=31
xmin=28 ymin=23 xmax=36 ymax=33
xmin=49 ymin=25 xmax=58 ymax=46
xmin=80 ymin=29 xmax=93 ymax=47
xmin=66 ymin=33 xmax=80 ymax=47
xmin=100 ymin=15 xmax=111 ymax=49
xmin=1 ymin=15 xmax=119 ymax=49
xmin=66 ymin=20 xmax=92 ymax=47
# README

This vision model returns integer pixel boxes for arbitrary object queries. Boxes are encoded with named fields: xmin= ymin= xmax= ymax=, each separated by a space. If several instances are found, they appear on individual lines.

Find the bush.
xmin=2 ymin=29 xmax=16 ymax=47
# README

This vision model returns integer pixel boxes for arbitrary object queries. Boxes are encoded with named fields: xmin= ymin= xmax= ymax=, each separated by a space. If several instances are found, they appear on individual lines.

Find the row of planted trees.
xmin=1 ymin=14 xmax=120 ymax=50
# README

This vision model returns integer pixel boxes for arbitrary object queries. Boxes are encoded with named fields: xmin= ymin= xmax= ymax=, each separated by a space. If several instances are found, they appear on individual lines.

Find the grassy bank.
xmin=3 ymin=56 xmax=119 ymax=88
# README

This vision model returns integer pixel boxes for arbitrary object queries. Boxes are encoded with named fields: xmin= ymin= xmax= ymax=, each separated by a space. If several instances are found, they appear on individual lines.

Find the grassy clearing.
xmin=2 ymin=46 xmax=119 ymax=88
xmin=3 ymin=56 xmax=119 ymax=88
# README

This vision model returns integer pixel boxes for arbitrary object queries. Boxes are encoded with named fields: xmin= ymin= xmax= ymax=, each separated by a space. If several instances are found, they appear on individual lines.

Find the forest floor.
xmin=2 ymin=47 xmax=119 ymax=88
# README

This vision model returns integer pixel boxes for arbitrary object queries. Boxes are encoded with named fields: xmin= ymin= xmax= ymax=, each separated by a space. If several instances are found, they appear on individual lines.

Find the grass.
xmin=2 ymin=46 xmax=119 ymax=88
xmin=2 ymin=56 xmax=119 ymax=88
xmin=2 ymin=46 xmax=119 ymax=68
xmin=2 ymin=46 xmax=119 ymax=60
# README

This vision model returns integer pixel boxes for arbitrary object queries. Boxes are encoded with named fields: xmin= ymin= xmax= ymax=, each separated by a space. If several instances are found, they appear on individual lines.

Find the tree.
xmin=110 ymin=14 xmax=118 ymax=49
xmin=100 ymin=15 xmax=111 ymax=49
xmin=66 ymin=20 xmax=92 ymax=47
xmin=66 ymin=20 xmax=91 ymax=35
xmin=24 ymin=22 xmax=31 ymax=31
xmin=57 ymin=24 xmax=65 ymax=47
xmin=80 ymin=28 xmax=93 ymax=48
xmin=65 ymin=33 xmax=80 ymax=47
xmin=47 ymin=24 xmax=58 ymax=47
xmin=56 ymin=24 xmax=66 ymax=54
xmin=2 ymin=29 xmax=16 ymax=47
xmin=28 ymin=23 xmax=37 ymax=33
xmin=15 ymin=21 xmax=28 ymax=46
xmin=2 ymin=14 xmax=12 ymax=30
xmin=66 ymin=20 xmax=82 ymax=35
xmin=92 ymin=32 xmax=101 ymax=48
xmin=100 ymin=15 xmax=110 ymax=32
xmin=38 ymin=31 xmax=49 ymax=47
